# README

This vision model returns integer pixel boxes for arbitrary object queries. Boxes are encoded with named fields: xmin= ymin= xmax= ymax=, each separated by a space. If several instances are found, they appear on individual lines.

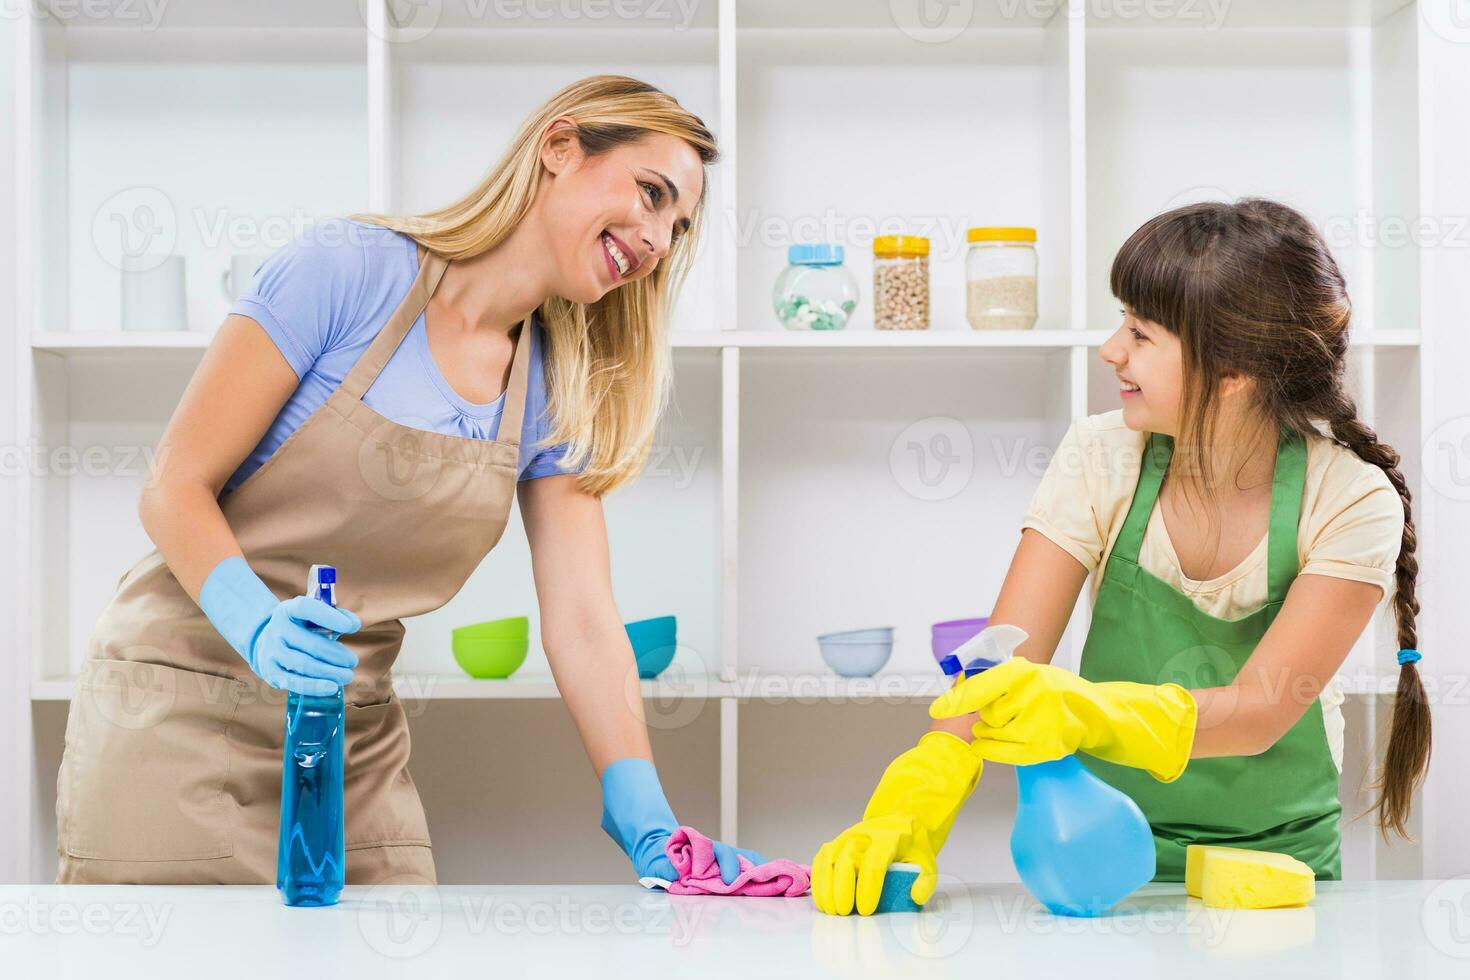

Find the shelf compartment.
xmin=387 ymin=29 xmax=720 ymax=332
xmin=25 ymin=349 xmax=722 ymax=684
xmin=736 ymin=16 xmax=1079 ymax=339
xmin=737 ymin=348 xmax=1076 ymax=678
xmin=35 ymin=17 xmax=369 ymax=340
xmin=1087 ymin=28 xmax=1362 ymax=334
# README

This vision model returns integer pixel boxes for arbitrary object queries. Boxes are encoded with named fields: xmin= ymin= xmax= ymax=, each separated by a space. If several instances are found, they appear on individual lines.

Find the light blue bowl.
xmin=818 ymin=632 xmax=894 ymax=678
xmin=817 ymin=626 xmax=894 ymax=645
xmin=625 ymin=616 xmax=677 ymax=679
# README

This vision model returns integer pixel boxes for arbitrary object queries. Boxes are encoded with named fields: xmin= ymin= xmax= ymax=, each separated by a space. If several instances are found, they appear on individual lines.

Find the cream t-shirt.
xmin=1022 ymin=410 xmax=1404 ymax=774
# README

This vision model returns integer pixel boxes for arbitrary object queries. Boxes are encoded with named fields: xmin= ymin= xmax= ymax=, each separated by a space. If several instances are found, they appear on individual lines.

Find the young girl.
xmin=812 ymin=198 xmax=1431 ymax=916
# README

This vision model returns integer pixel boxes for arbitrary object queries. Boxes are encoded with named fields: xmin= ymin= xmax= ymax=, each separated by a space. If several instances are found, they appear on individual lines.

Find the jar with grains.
xmin=965 ymin=227 xmax=1038 ymax=330
xmin=872 ymin=235 xmax=930 ymax=331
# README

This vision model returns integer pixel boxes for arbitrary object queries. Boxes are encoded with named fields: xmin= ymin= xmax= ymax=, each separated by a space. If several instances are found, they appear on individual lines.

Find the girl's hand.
xmin=811 ymin=731 xmax=981 ymax=916
xmin=929 ymin=659 xmax=1198 ymax=782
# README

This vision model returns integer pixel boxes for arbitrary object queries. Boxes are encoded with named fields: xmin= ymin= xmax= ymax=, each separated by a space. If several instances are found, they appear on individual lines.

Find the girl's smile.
xmin=1099 ymin=305 xmax=1182 ymax=434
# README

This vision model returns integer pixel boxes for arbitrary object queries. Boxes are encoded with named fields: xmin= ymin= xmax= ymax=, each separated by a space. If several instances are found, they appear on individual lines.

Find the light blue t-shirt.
xmin=225 ymin=218 xmax=581 ymax=494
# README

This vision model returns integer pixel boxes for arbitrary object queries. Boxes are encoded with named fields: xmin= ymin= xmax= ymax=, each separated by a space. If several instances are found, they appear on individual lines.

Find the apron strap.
xmin=339 ymin=246 xmax=450 ymax=401
xmin=336 ymin=242 xmax=536 ymax=453
xmin=493 ymin=313 xmax=535 ymax=450
xmin=1265 ymin=428 xmax=1308 ymax=603
xmin=1111 ymin=432 xmax=1171 ymax=565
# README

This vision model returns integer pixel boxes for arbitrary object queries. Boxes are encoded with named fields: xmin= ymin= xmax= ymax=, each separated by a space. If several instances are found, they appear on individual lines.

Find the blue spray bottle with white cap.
xmin=940 ymin=625 xmax=1155 ymax=917
xmin=277 ymin=563 xmax=346 ymax=907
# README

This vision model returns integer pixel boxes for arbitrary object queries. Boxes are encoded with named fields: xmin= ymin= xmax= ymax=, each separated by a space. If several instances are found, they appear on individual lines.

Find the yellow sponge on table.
xmin=1185 ymin=843 xmax=1234 ymax=898
xmin=1185 ymin=844 xmax=1316 ymax=909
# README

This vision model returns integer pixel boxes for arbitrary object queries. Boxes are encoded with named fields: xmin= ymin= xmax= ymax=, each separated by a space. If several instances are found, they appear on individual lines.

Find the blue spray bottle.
xmin=940 ymin=625 xmax=1156 ymax=917
xmin=277 ymin=563 xmax=346 ymax=907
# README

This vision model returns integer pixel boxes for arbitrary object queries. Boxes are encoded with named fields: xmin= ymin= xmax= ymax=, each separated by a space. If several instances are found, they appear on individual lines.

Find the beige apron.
xmin=57 ymin=245 xmax=532 ymax=885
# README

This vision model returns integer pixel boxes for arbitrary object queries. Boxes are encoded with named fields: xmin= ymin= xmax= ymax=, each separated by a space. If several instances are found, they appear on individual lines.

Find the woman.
xmin=813 ymin=199 xmax=1430 ymax=916
xmin=56 ymin=75 xmax=762 ymax=886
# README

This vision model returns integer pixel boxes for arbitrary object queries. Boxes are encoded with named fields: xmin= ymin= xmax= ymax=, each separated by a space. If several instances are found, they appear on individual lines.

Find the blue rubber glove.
xmin=599 ymin=757 xmax=766 ymax=885
xmin=198 ymin=556 xmax=361 ymax=695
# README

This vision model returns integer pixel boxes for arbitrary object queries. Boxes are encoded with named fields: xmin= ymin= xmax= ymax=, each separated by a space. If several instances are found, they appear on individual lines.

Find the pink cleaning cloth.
xmin=664 ymin=826 xmax=811 ymax=897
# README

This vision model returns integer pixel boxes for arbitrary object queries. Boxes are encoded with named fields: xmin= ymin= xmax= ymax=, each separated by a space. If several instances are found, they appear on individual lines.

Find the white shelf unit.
xmin=10 ymin=0 xmax=1465 ymax=887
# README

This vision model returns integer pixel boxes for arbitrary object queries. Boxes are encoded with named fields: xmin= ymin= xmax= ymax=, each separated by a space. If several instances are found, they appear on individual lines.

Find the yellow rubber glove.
xmin=928 ymin=658 xmax=1198 ymax=782
xmin=811 ymin=731 xmax=981 ymax=916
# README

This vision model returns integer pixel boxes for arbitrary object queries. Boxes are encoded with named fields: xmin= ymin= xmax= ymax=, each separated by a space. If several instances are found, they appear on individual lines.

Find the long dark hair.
xmin=1110 ymin=198 xmax=1429 ymax=840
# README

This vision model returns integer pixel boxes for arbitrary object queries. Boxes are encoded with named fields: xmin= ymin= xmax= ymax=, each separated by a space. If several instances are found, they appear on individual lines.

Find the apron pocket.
xmin=59 ymin=658 xmax=243 ymax=862
xmin=343 ymin=693 xmax=432 ymax=850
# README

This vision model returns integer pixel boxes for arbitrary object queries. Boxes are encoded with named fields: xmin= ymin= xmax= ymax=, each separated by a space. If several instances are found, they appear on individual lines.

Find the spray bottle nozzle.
xmin=939 ymin=624 xmax=1032 ymax=678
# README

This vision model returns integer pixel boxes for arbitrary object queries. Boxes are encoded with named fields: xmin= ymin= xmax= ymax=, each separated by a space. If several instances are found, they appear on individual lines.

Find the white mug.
xmin=120 ymin=254 xmax=187 ymax=331
xmin=221 ymin=253 xmax=270 ymax=302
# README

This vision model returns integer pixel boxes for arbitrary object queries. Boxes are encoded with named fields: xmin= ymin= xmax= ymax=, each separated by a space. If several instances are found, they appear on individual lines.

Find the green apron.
xmin=1076 ymin=428 xmax=1342 ymax=881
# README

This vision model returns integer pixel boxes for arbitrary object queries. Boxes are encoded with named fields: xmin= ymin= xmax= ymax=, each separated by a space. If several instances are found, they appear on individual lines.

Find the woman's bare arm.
xmin=519 ymin=473 xmax=652 ymax=776
xmin=138 ymin=314 xmax=298 ymax=602
xmin=930 ymin=528 xmax=1090 ymax=739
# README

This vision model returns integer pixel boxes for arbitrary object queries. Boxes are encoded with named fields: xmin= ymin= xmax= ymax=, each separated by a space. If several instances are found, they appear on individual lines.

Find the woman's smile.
xmin=599 ymin=229 xmax=637 ymax=282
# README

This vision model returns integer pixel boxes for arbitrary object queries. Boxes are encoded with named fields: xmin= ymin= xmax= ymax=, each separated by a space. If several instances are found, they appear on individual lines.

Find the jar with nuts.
xmin=872 ymin=235 xmax=930 ymax=330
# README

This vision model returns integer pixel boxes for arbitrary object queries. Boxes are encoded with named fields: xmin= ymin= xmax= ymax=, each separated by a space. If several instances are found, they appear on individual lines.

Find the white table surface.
xmin=5 ymin=879 xmax=1470 ymax=978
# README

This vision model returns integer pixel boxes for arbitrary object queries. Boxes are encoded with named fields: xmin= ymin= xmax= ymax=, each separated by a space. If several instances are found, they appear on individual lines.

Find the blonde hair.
xmin=352 ymin=75 xmax=718 ymax=495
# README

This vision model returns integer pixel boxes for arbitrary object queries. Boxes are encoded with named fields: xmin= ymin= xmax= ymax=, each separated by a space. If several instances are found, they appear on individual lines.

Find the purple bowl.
xmin=931 ymin=617 xmax=990 ymax=663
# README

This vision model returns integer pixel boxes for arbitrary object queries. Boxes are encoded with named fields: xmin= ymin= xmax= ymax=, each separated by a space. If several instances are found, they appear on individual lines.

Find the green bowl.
xmin=452 ymin=616 xmax=530 ymax=641
xmin=452 ymin=634 xmax=529 ymax=679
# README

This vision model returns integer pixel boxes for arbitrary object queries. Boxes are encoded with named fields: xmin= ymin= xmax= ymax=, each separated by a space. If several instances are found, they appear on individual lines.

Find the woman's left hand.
xmin=599 ymin=757 xmax=765 ymax=883
xmin=928 ymin=658 xmax=1198 ymax=782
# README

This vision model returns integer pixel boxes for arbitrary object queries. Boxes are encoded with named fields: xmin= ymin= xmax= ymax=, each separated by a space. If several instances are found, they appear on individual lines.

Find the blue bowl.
xmin=625 ymin=616 xmax=677 ymax=679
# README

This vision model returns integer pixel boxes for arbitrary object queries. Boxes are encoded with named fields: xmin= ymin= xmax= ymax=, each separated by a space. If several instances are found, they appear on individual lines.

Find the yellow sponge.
xmin=1185 ymin=845 xmax=1316 ymax=909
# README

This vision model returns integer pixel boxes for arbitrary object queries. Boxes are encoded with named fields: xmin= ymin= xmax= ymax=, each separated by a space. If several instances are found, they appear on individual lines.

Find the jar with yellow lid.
xmin=873 ymin=235 xmax=929 ymax=331
xmin=965 ymin=227 xmax=1037 ymax=330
